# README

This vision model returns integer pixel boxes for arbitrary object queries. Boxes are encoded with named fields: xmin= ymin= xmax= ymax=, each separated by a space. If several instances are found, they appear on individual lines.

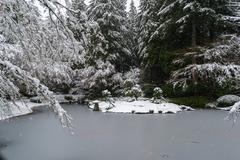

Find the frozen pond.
xmin=1 ymin=104 xmax=240 ymax=160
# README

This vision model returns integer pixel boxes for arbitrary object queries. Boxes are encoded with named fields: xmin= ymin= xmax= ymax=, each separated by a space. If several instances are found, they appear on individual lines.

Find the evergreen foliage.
xmin=87 ymin=0 xmax=131 ymax=72
xmin=0 ymin=0 xmax=240 ymax=119
xmin=127 ymin=0 xmax=139 ymax=66
xmin=138 ymin=0 xmax=237 ymax=84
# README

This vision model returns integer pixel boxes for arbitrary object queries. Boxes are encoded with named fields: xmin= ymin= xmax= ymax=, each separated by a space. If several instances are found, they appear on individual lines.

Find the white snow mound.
xmin=89 ymin=100 xmax=194 ymax=114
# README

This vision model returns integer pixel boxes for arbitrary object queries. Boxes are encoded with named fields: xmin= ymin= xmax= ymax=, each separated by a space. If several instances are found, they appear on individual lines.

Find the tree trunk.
xmin=191 ymin=18 xmax=197 ymax=47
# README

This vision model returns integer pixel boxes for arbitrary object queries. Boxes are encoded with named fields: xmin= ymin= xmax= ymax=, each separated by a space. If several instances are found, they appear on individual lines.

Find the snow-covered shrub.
xmin=121 ymin=68 xmax=141 ymax=95
xmin=102 ymin=90 xmax=111 ymax=98
xmin=31 ymin=61 xmax=75 ymax=93
xmin=123 ymin=68 xmax=141 ymax=85
xmin=153 ymin=87 xmax=163 ymax=99
xmin=123 ymin=79 xmax=135 ymax=90
xmin=151 ymin=87 xmax=167 ymax=104
xmin=125 ymin=85 xmax=143 ymax=100
xmin=75 ymin=60 xmax=122 ymax=98
xmin=101 ymin=90 xmax=115 ymax=108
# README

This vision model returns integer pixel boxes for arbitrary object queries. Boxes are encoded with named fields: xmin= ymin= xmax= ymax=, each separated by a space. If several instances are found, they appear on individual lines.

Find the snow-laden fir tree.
xmin=137 ymin=0 xmax=158 ymax=60
xmin=140 ymin=0 xmax=237 ymax=84
xmin=74 ymin=19 xmax=123 ymax=98
xmin=67 ymin=0 xmax=89 ymax=69
xmin=126 ymin=0 xmax=139 ymax=66
xmin=87 ymin=0 xmax=131 ymax=72
xmin=67 ymin=0 xmax=88 ymax=42
xmin=137 ymin=0 xmax=164 ymax=83
xmin=150 ymin=0 xmax=236 ymax=48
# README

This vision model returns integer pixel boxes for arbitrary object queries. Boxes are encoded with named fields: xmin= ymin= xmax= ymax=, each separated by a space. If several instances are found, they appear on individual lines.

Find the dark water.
xmin=0 ymin=104 xmax=240 ymax=160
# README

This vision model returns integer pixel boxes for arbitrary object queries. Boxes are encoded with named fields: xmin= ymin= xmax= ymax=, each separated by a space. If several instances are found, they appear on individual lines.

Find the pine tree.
xmin=150 ymin=0 xmax=235 ymax=49
xmin=140 ymin=0 xmax=236 ymax=84
xmin=87 ymin=0 xmax=131 ymax=72
xmin=137 ymin=0 xmax=159 ymax=60
xmin=137 ymin=0 xmax=163 ymax=83
xmin=127 ymin=0 xmax=139 ymax=66
xmin=67 ymin=0 xmax=89 ymax=68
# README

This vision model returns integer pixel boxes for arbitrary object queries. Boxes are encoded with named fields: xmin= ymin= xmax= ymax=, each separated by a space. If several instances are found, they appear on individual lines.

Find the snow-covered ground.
xmin=0 ymin=100 xmax=48 ymax=121
xmin=89 ymin=99 xmax=194 ymax=114
xmin=0 ymin=94 xmax=84 ymax=121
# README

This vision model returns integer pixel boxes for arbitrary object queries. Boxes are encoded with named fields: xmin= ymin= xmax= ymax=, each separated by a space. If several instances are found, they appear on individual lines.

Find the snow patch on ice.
xmin=89 ymin=100 xmax=194 ymax=114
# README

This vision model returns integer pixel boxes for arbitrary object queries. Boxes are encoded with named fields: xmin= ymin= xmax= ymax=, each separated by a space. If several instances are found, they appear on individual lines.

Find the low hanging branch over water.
xmin=0 ymin=60 xmax=72 ymax=128
xmin=0 ymin=0 xmax=77 ymax=127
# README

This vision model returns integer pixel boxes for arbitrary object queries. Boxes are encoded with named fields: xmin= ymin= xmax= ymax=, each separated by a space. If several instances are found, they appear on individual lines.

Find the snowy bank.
xmin=0 ymin=100 xmax=48 ymax=121
xmin=89 ymin=100 xmax=194 ymax=114
xmin=0 ymin=94 xmax=85 ymax=121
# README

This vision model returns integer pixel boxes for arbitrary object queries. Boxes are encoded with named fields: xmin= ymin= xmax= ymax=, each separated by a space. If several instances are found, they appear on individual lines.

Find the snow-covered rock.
xmin=217 ymin=95 xmax=240 ymax=108
xmin=205 ymin=102 xmax=218 ymax=108
xmin=89 ymin=100 xmax=194 ymax=114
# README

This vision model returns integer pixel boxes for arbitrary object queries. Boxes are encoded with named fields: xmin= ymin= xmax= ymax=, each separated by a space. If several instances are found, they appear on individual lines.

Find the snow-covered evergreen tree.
xmin=67 ymin=0 xmax=88 ymax=69
xmin=73 ymin=21 xmax=123 ymax=97
xmin=127 ymin=0 xmax=139 ymax=66
xmin=137 ymin=0 xmax=158 ymax=60
xmin=87 ymin=0 xmax=131 ymax=72
xmin=150 ymin=0 xmax=235 ymax=48
xmin=137 ymin=0 xmax=165 ymax=83
xmin=140 ymin=0 xmax=237 ymax=84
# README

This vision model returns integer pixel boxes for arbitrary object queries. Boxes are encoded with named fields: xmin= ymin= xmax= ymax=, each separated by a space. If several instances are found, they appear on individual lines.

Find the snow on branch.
xmin=0 ymin=60 xmax=72 ymax=127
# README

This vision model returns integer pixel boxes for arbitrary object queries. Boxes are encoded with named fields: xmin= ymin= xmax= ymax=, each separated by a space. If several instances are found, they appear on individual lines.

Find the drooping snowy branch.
xmin=0 ymin=60 xmax=72 ymax=127
xmin=227 ymin=101 xmax=240 ymax=124
xmin=169 ymin=35 xmax=240 ymax=89
xmin=0 ymin=0 xmax=80 ymax=126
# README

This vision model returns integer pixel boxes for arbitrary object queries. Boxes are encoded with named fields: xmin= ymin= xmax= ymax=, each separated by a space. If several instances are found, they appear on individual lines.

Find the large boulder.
xmin=217 ymin=95 xmax=240 ymax=108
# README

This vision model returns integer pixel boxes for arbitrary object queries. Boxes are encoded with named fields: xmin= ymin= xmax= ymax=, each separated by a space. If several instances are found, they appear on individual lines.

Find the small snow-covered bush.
xmin=101 ymin=90 xmax=115 ymax=108
xmin=121 ymin=68 xmax=141 ymax=97
xmin=123 ymin=79 xmax=134 ymax=89
xmin=123 ymin=68 xmax=141 ymax=85
xmin=75 ymin=60 xmax=122 ymax=98
xmin=125 ymin=85 xmax=143 ymax=100
xmin=102 ymin=90 xmax=112 ymax=98
xmin=153 ymin=87 xmax=163 ymax=100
